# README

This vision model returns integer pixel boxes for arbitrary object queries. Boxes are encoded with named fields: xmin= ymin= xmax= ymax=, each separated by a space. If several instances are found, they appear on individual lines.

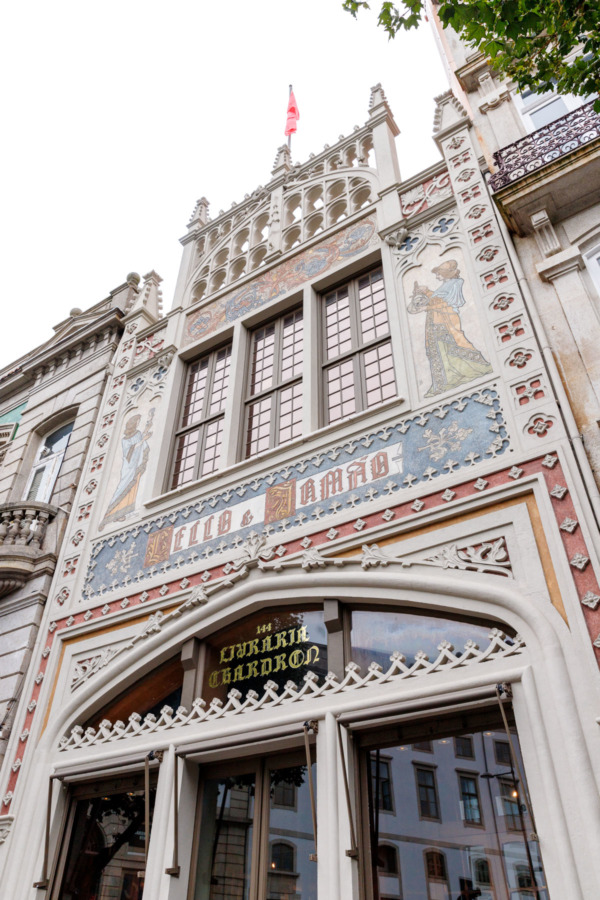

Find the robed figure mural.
xmin=100 ymin=409 xmax=155 ymax=528
xmin=407 ymin=258 xmax=492 ymax=398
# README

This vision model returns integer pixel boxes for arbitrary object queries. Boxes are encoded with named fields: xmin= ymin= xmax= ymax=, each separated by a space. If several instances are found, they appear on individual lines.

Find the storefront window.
xmin=192 ymin=756 xmax=317 ymax=900
xmin=56 ymin=781 xmax=155 ymax=900
xmin=361 ymin=717 xmax=550 ymax=900
xmin=203 ymin=608 xmax=327 ymax=703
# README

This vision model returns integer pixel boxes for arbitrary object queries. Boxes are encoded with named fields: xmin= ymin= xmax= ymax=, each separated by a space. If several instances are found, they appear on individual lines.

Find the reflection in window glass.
xmin=267 ymin=764 xmax=317 ymax=899
xmin=193 ymin=774 xmax=255 ymax=900
xmin=366 ymin=725 xmax=550 ymax=900
xmin=57 ymin=787 xmax=155 ymax=900
xmin=351 ymin=609 xmax=505 ymax=671
xmin=203 ymin=608 xmax=328 ymax=704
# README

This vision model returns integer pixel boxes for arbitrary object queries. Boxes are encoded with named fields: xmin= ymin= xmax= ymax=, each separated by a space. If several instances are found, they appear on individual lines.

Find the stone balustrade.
xmin=0 ymin=502 xmax=58 ymax=596
xmin=0 ymin=503 xmax=55 ymax=549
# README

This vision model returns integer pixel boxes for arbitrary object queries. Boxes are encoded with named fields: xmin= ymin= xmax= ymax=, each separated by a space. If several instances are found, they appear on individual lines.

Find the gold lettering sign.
xmin=207 ymin=620 xmax=321 ymax=693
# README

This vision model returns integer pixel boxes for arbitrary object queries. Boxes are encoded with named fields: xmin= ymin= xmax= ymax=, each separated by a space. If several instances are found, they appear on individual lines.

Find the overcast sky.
xmin=1 ymin=1 xmax=449 ymax=366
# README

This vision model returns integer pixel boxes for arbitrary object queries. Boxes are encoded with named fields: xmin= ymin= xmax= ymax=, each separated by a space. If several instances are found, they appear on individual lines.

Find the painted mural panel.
xmin=404 ymin=246 xmax=492 ymax=400
xmin=184 ymin=215 xmax=379 ymax=344
xmin=99 ymin=395 xmax=158 ymax=531
xmin=84 ymin=387 xmax=509 ymax=600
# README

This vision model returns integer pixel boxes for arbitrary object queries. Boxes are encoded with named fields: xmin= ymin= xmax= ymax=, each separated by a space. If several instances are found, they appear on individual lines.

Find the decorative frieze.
xmin=58 ymin=629 xmax=525 ymax=752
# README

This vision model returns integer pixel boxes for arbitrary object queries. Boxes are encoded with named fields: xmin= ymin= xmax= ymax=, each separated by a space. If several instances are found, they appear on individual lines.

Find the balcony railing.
xmin=490 ymin=101 xmax=600 ymax=190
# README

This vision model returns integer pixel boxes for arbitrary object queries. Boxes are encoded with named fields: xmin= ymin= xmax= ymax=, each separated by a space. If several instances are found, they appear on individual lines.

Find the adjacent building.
xmin=1 ymin=14 xmax=600 ymax=899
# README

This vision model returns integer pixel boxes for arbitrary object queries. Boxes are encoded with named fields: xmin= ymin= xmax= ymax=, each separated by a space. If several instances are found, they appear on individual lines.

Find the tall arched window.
xmin=24 ymin=421 xmax=73 ymax=503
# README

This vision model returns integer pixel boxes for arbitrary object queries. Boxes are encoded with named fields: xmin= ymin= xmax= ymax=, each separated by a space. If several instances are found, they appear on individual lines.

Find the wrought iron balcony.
xmin=0 ymin=501 xmax=58 ymax=596
xmin=490 ymin=101 xmax=600 ymax=191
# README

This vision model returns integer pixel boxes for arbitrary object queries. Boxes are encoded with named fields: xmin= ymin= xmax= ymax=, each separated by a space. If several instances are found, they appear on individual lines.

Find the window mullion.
xmin=348 ymin=276 xmax=363 ymax=352
xmin=355 ymin=351 xmax=367 ymax=412
xmin=270 ymin=388 xmax=280 ymax=449
xmin=202 ymin=351 xmax=218 ymax=420
xmin=194 ymin=422 xmax=208 ymax=480
xmin=253 ymin=760 xmax=270 ymax=900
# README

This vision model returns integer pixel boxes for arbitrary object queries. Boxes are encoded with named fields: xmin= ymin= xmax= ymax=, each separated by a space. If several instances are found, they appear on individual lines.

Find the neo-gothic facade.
xmin=1 ymin=11 xmax=600 ymax=899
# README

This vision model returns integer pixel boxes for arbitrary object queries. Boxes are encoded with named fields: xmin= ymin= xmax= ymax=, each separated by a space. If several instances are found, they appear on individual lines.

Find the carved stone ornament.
xmin=71 ymin=648 xmax=121 ymax=691
xmin=64 ymin=534 xmax=515 ymax=695
xmin=0 ymin=815 xmax=14 ymax=844
xmin=59 ymin=629 xmax=524 ymax=752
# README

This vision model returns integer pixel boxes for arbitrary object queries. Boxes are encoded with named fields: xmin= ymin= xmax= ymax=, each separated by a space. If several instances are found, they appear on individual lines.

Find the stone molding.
xmin=58 ymin=629 xmax=524 ymax=752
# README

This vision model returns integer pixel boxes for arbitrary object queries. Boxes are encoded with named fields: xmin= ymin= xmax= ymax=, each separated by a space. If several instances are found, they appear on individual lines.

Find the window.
xmin=499 ymin=778 xmax=521 ymax=830
xmin=201 ymin=607 xmax=327 ymax=704
xmin=425 ymin=850 xmax=449 ymax=899
xmin=192 ymin=754 xmax=316 ymax=899
xmin=514 ymin=86 xmax=591 ymax=133
xmin=371 ymin=754 xmax=394 ymax=811
xmin=473 ymin=856 xmax=491 ymax=886
xmin=52 ymin=775 xmax=156 ymax=899
xmin=361 ymin=718 xmax=549 ymax=900
xmin=25 ymin=421 xmax=73 ymax=503
xmin=416 ymin=767 xmax=440 ymax=819
xmin=412 ymin=740 xmax=433 ymax=753
xmin=272 ymin=780 xmax=297 ymax=808
xmin=455 ymin=735 xmax=474 ymax=759
xmin=271 ymin=841 xmax=295 ymax=872
xmin=245 ymin=308 xmax=303 ymax=457
xmin=377 ymin=844 xmax=399 ymax=874
xmin=459 ymin=774 xmax=482 ymax=825
xmin=494 ymin=739 xmax=512 ymax=766
xmin=322 ymin=267 xmax=396 ymax=424
xmin=171 ymin=344 xmax=231 ymax=488
xmin=425 ymin=850 xmax=446 ymax=879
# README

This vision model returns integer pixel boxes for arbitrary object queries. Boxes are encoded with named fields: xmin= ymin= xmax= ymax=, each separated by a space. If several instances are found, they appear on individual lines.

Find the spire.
xmin=187 ymin=197 xmax=210 ymax=230
xmin=271 ymin=144 xmax=292 ymax=177
xmin=432 ymin=90 xmax=470 ymax=142
xmin=369 ymin=83 xmax=399 ymax=136
xmin=126 ymin=270 xmax=163 ymax=320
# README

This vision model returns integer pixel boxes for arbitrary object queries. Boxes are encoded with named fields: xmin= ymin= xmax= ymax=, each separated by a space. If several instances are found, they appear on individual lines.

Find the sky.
xmin=0 ymin=1 xmax=449 ymax=365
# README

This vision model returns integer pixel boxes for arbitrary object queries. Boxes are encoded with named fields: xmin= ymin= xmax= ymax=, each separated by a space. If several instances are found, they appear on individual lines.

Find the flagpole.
xmin=288 ymin=84 xmax=292 ymax=150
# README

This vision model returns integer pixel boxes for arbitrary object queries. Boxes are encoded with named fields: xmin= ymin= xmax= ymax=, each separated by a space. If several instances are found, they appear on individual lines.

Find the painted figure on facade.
xmin=101 ymin=410 xmax=154 ymax=528
xmin=407 ymin=259 xmax=492 ymax=397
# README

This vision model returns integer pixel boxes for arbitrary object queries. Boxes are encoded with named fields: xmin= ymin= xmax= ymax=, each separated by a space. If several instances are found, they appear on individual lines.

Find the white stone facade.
xmin=0 ymin=33 xmax=599 ymax=899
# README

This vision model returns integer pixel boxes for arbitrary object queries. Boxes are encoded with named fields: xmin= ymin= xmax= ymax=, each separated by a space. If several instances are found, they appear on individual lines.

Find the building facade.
xmin=1 ymin=23 xmax=600 ymax=900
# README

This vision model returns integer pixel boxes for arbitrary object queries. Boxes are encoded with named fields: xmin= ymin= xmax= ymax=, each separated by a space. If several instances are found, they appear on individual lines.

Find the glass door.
xmin=359 ymin=713 xmax=550 ymax=900
xmin=191 ymin=752 xmax=317 ymax=900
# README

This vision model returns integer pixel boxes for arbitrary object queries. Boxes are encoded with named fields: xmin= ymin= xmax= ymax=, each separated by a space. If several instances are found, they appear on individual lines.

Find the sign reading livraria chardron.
xmin=84 ymin=387 xmax=509 ymax=599
xmin=203 ymin=609 xmax=328 ymax=703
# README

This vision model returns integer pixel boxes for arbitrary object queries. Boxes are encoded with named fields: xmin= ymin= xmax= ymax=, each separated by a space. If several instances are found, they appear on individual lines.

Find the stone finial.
xmin=271 ymin=144 xmax=292 ymax=177
xmin=126 ymin=270 xmax=163 ymax=318
xmin=368 ymin=83 xmax=400 ymax=136
xmin=188 ymin=197 xmax=210 ymax=229
xmin=432 ymin=90 xmax=469 ymax=137
xmin=109 ymin=273 xmax=141 ymax=313
xmin=369 ymin=83 xmax=389 ymax=111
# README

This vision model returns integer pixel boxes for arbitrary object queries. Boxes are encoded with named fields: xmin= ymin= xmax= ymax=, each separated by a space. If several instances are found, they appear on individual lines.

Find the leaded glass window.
xmin=322 ymin=268 xmax=396 ymax=423
xmin=245 ymin=309 xmax=303 ymax=457
xmin=171 ymin=344 xmax=231 ymax=488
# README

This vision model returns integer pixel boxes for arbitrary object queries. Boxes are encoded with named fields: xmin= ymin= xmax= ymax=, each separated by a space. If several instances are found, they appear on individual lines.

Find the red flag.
xmin=285 ymin=90 xmax=300 ymax=137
